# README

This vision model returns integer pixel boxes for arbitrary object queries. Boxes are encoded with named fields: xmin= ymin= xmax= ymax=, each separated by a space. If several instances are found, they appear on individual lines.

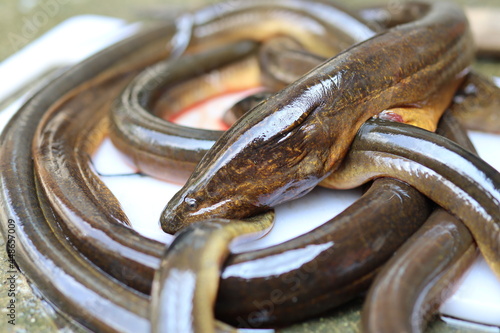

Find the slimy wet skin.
xmin=151 ymin=211 xmax=274 ymax=333
xmin=2 ymin=2 xmax=440 ymax=328
xmin=109 ymin=0 xmax=374 ymax=183
xmin=360 ymin=112 xmax=480 ymax=333
xmin=0 ymin=22 xmax=178 ymax=332
xmin=323 ymin=117 xmax=500 ymax=278
xmin=161 ymin=1 xmax=473 ymax=233
xmin=1 ymin=1 xmax=499 ymax=331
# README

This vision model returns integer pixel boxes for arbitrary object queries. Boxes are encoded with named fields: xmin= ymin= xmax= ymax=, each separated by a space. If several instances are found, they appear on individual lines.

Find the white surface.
xmin=1 ymin=15 xmax=499 ymax=330
xmin=441 ymin=257 xmax=500 ymax=328
xmin=0 ymin=15 xmax=140 ymax=102
xmin=440 ymin=130 xmax=500 ymax=326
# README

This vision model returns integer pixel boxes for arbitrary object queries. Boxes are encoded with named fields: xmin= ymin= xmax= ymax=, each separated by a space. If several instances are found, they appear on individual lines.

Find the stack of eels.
xmin=0 ymin=1 xmax=499 ymax=332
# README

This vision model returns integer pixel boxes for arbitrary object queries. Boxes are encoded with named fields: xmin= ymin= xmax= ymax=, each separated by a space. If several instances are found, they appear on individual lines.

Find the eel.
xmin=30 ymin=35 xmax=432 ymax=326
xmin=161 ymin=1 xmax=474 ymax=232
xmin=151 ymin=211 xmax=274 ymax=333
xmin=0 ymin=22 xmax=181 ymax=332
xmin=322 ymin=117 xmax=500 ymax=278
xmin=361 ymin=209 xmax=477 ymax=333
xmin=361 ymin=111 xmax=480 ymax=333
xmin=21 ymin=2 xmax=431 ymax=327
xmin=110 ymin=0 xmax=375 ymax=183
xmin=1 ymin=1 xmax=498 ymax=331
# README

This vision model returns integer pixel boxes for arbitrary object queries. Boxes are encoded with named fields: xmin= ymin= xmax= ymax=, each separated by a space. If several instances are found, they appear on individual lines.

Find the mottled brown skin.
xmin=161 ymin=1 xmax=474 ymax=233
xmin=0 ymin=6 xmax=433 ymax=330
xmin=109 ymin=0 xmax=374 ymax=183
xmin=1 ymin=1 xmax=498 ymax=332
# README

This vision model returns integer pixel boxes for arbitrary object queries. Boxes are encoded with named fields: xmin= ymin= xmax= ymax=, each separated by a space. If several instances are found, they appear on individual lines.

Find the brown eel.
xmin=161 ymin=1 xmax=473 ymax=232
xmin=322 ymin=116 xmax=499 ymax=277
xmin=0 ymin=22 xmax=180 ymax=332
xmin=109 ymin=0 xmax=375 ymax=183
xmin=151 ymin=211 xmax=274 ymax=333
xmin=360 ymin=111 xmax=480 ymax=333
xmin=4 ymin=7 xmax=427 ymax=330
xmin=28 ymin=39 xmax=432 ymax=327
xmin=1 ymin=0 xmax=499 ymax=331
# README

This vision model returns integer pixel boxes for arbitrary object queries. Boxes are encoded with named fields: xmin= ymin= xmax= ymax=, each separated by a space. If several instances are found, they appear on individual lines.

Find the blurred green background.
xmin=0 ymin=0 xmax=499 ymax=332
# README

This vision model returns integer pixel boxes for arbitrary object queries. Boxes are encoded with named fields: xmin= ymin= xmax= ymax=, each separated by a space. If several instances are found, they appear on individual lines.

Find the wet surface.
xmin=0 ymin=1 xmax=499 ymax=332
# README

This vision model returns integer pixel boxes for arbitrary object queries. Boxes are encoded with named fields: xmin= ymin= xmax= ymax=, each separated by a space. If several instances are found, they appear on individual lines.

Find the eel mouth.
xmin=160 ymin=208 xmax=185 ymax=235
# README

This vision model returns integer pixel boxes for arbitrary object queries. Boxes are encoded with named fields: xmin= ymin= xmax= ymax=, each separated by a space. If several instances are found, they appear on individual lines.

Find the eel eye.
xmin=184 ymin=197 xmax=198 ymax=211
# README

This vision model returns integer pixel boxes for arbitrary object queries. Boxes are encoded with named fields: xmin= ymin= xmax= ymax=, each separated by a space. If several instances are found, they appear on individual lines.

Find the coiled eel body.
xmin=0 ymin=0 xmax=499 ymax=332
xmin=161 ymin=1 xmax=474 ymax=233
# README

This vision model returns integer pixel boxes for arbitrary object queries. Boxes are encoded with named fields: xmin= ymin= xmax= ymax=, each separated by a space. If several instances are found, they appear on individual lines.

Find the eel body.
xmin=151 ymin=211 xmax=274 ymax=333
xmin=110 ymin=0 xmax=375 ymax=183
xmin=161 ymin=1 xmax=474 ymax=233
xmin=360 ymin=111 xmax=481 ymax=333
xmin=1 ymin=1 xmax=499 ymax=331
